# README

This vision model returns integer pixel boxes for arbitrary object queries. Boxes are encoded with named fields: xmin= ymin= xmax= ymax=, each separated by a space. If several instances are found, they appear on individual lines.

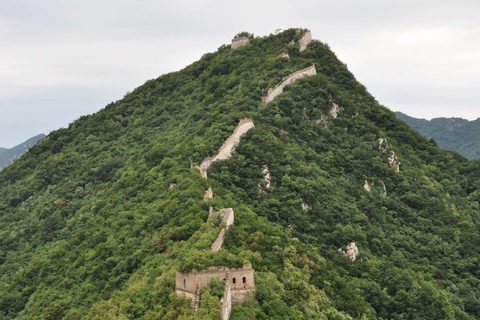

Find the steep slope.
xmin=0 ymin=134 xmax=46 ymax=170
xmin=396 ymin=111 xmax=480 ymax=159
xmin=1 ymin=29 xmax=480 ymax=320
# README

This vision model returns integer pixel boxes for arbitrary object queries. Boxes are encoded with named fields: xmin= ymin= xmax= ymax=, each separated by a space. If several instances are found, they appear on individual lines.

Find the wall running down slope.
xmin=262 ymin=64 xmax=317 ymax=104
xmin=198 ymin=118 xmax=255 ymax=178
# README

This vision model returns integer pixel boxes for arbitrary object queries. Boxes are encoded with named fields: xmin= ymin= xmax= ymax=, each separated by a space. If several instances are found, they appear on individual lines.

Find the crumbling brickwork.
xmin=175 ymin=263 xmax=256 ymax=311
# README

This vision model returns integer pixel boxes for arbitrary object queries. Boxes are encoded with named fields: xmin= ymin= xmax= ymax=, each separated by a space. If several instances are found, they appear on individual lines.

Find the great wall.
xmin=175 ymin=263 xmax=256 ymax=320
xmin=261 ymin=64 xmax=317 ymax=104
xmin=176 ymin=29 xmax=318 ymax=319
xmin=198 ymin=118 xmax=255 ymax=178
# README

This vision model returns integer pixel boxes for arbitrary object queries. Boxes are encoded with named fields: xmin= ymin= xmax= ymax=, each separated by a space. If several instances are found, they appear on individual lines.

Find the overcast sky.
xmin=1 ymin=0 xmax=479 ymax=148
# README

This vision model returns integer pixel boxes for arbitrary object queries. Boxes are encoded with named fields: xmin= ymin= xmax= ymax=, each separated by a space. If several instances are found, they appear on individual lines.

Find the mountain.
xmin=396 ymin=111 xmax=480 ymax=160
xmin=2 ymin=28 xmax=480 ymax=319
xmin=0 ymin=134 xmax=46 ymax=170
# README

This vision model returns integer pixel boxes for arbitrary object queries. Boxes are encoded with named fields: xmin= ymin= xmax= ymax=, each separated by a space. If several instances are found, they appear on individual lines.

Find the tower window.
xmin=232 ymin=278 xmax=236 ymax=284
xmin=184 ymin=279 xmax=186 ymax=288
xmin=243 ymin=277 xmax=246 ymax=284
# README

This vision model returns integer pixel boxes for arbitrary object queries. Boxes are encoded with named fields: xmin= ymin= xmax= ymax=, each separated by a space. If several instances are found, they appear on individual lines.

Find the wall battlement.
xmin=231 ymin=36 xmax=250 ymax=49
xmin=262 ymin=65 xmax=316 ymax=104
xmin=298 ymin=30 xmax=312 ymax=51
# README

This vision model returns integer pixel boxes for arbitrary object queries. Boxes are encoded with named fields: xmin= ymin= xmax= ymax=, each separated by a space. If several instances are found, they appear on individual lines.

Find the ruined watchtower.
xmin=175 ymin=263 xmax=256 ymax=318
xmin=231 ymin=36 xmax=250 ymax=49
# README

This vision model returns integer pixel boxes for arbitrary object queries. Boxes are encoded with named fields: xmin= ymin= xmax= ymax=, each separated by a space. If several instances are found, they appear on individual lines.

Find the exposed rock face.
xmin=277 ymin=52 xmax=289 ymax=58
xmin=381 ymin=181 xmax=387 ymax=197
xmin=314 ymin=103 xmax=342 ymax=127
xmin=378 ymin=138 xmax=388 ymax=152
xmin=363 ymin=180 xmax=374 ymax=192
xmin=262 ymin=65 xmax=316 ymax=104
xmin=298 ymin=30 xmax=312 ymax=51
xmin=262 ymin=165 xmax=271 ymax=188
xmin=198 ymin=118 xmax=255 ymax=178
xmin=204 ymin=187 xmax=213 ymax=200
xmin=329 ymin=103 xmax=342 ymax=118
xmin=338 ymin=242 xmax=359 ymax=261
xmin=231 ymin=36 xmax=250 ymax=49
xmin=388 ymin=151 xmax=400 ymax=172
xmin=169 ymin=183 xmax=177 ymax=189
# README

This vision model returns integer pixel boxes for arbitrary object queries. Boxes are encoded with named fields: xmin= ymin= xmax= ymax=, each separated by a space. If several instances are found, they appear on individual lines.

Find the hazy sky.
xmin=1 ymin=0 xmax=480 ymax=148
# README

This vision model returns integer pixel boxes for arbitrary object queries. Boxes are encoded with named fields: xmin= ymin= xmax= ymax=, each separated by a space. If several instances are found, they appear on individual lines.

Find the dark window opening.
xmin=184 ymin=279 xmax=186 ymax=288
xmin=243 ymin=277 xmax=246 ymax=284
xmin=232 ymin=278 xmax=236 ymax=284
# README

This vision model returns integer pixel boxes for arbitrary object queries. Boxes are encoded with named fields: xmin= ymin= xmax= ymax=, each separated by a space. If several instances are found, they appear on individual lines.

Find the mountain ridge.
xmin=396 ymin=111 xmax=480 ymax=159
xmin=0 ymin=134 xmax=46 ymax=170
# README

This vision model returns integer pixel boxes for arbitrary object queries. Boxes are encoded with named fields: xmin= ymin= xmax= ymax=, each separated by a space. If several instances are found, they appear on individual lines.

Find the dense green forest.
xmin=396 ymin=111 xmax=480 ymax=160
xmin=2 ymin=28 xmax=480 ymax=319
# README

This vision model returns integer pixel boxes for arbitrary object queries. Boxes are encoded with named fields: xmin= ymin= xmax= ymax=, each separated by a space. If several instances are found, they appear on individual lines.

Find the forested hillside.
xmin=0 ymin=134 xmax=46 ymax=170
xmin=396 ymin=111 xmax=480 ymax=159
xmin=2 ymin=29 xmax=480 ymax=319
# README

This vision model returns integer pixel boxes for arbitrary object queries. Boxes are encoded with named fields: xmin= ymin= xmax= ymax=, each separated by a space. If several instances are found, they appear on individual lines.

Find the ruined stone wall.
xmin=231 ymin=36 xmax=250 ymax=49
xmin=211 ymin=228 xmax=227 ymax=252
xmin=198 ymin=118 xmax=255 ymax=178
xmin=298 ymin=30 xmax=312 ymax=51
xmin=175 ymin=263 xmax=255 ymax=308
xmin=262 ymin=65 xmax=316 ymax=104
xmin=220 ymin=278 xmax=232 ymax=320
xmin=210 ymin=208 xmax=234 ymax=252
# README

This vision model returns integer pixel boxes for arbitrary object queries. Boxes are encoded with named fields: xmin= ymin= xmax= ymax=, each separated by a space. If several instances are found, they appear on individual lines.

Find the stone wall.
xmin=262 ymin=65 xmax=316 ymax=104
xmin=298 ymin=30 xmax=312 ymax=51
xmin=231 ymin=36 xmax=250 ymax=49
xmin=220 ymin=276 xmax=232 ymax=320
xmin=175 ymin=263 xmax=255 ymax=308
xmin=209 ymin=208 xmax=234 ymax=252
xmin=198 ymin=118 xmax=255 ymax=178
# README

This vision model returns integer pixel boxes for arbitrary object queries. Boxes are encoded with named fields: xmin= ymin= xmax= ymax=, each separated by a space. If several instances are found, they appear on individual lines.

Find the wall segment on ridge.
xmin=198 ymin=118 xmax=255 ymax=178
xmin=262 ymin=65 xmax=316 ymax=104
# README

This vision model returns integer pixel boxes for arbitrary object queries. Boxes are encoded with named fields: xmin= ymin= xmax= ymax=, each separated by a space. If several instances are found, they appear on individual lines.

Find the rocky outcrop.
xmin=314 ymin=103 xmax=342 ymax=127
xmin=198 ymin=118 xmax=255 ymax=178
xmin=338 ymin=242 xmax=359 ymax=261
xmin=204 ymin=187 xmax=213 ymax=200
xmin=262 ymin=165 xmax=271 ymax=188
xmin=277 ymin=52 xmax=289 ymax=59
xmin=329 ymin=103 xmax=342 ymax=118
xmin=378 ymin=138 xmax=388 ymax=152
xmin=388 ymin=151 xmax=400 ymax=172
xmin=231 ymin=36 xmax=250 ymax=49
xmin=262 ymin=65 xmax=316 ymax=104
xmin=381 ymin=181 xmax=387 ymax=197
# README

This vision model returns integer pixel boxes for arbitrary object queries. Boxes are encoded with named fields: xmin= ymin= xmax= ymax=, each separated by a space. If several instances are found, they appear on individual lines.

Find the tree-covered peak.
xmin=0 ymin=28 xmax=479 ymax=319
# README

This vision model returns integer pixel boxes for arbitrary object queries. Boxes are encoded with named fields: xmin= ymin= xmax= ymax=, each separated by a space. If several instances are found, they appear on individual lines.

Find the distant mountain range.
xmin=0 ymin=134 xmax=46 ymax=170
xmin=396 ymin=112 xmax=480 ymax=160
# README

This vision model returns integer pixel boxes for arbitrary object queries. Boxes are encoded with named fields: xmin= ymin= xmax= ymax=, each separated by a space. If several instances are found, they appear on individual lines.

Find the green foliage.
xmin=0 ymin=28 xmax=480 ymax=320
